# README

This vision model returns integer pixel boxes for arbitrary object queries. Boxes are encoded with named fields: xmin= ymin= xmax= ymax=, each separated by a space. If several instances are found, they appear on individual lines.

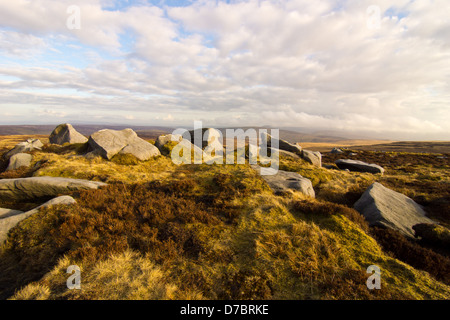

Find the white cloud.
xmin=0 ymin=0 xmax=449 ymax=139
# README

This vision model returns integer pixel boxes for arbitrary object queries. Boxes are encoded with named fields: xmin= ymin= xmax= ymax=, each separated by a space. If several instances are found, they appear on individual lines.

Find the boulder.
xmin=331 ymin=147 xmax=344 ymax=154
xmin=155 ymin=134 xmax=182 ymax=151
xmin=49 ymin=123 xmax=88 ymax=145
xmin=0 ymin=176 xmax=107 ymax=201
xmin=87 ymin=128 xmax=160 ymax=160
xmin=354 ymin=182 xmax=435 ymax=238
xmin=0 ymin=196 xmax=76 ymax=243
xmin=2 ymin=139 xmax=43 ymax=160
xmin=335 ymin=159 xmax=384 ymax=174
xmin=302 ymin=150 xmax=322 ymax=167
xmin=189 ymin=128 xmax=223 ymax=150
xmin=261 ymin=132 xmax=302 ymax=155
xmin=260 ymin=170 xmax=315 ymax=197
xmin=6 ymin=153 xmax=33 ymax=171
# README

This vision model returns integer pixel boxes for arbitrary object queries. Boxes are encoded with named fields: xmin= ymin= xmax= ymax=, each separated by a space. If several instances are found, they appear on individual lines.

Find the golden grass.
xmin=31 ymin=151 xmax=177 ymax=183
xmin=1 ymin=135 xmax=450 ymax=300
xmin=11 ymin=250 xmax=203 ymax=300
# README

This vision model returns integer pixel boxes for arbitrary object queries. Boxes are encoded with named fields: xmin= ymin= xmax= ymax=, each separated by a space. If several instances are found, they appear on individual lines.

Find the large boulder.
xmin=335 ymin=159 xmax=384 ymax=174
xmin=87 ymin=128 xmax=160 ymax=160
xmin=6 ymin=153 xmax=33 ymax=171
xmin=2 ymin=139 xmax=43 ymax=160
xmin=49 ymin=123 xmax=88 ymax=145
xmin=0 ymin=176 xmax=107 ymax=201
xmin=260 ymin=170 xmax=315 ymax=197
xmin=302 ymin=150 xmax=322 ymax=167
xmin=354 ymin=182 xmax=435 ymax=238
xmin=0 ymin=196 xmax=76 ymax=243
xmin=261 ymin=132 xmax=302 ymax=155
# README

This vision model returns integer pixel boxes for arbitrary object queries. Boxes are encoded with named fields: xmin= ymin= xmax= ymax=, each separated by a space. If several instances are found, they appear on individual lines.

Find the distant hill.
xmin=0 ymin=125 xmax=174 ymax=141
xmin=0 ymin=124 xmax=360 ymax=143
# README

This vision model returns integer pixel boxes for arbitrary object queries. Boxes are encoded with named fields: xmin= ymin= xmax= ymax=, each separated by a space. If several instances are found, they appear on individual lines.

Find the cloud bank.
xmin=0 ymin=0 xmax=449 ymax=140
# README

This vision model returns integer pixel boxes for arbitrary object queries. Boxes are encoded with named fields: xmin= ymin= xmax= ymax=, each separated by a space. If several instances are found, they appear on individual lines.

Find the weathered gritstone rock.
xmin=259 ymin=169 xmax=315 ymax=198
xmin=0 ymin=196 xmax=76 ymax=244
xmin=154 ymin=134 xmax=183 ymax=151
xmin=188 ymin=128 xmax=224 ymax=150
xmin=335 ymin=159 xmax=384 ymax=174
xmin=2 ymin=139 xmax=43 ymax=160
xmin=6 ymin=153 xmax=33 ymax=171
xmin=301 ymin=150 xmax=322 ymax=167
xmin=49 ymin=123 xmax=88 ymax=145
xmin=0 ymin=176 xmax=107 ymax=201
xmin=261 ymin=132 xmax=302 ymax=155
xmin=354 ymin=182 xmax=435 ymax=238
xmin=87 ymin=128 xmax=160 ymax=160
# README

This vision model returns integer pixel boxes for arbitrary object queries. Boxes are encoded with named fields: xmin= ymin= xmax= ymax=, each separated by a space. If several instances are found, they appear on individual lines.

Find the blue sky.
xmin=0 ymin=0 xmax=449 ymax=140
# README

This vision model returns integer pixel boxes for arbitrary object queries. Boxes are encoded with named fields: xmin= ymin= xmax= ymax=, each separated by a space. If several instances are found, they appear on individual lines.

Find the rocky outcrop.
xmin=0 ymin=196 xmax=76 ymax=243
xmin=302 ymin=150 xmax=322 ymax=167
xmin=335 ymin=159 xmax=384 ymax=174
xmin=6 ymin=153 xmax=33 ymax=171
xmin=2 ymin=139 xmax=43 ymax=160
xmin=0 ymin=176 xmax=107 ymax=201
xmin=261 ymin=132 xmax=302 ymax=155
xmin=260 ymin=133 xmax=322 ymax=166
xmin=354 ymin=182 xmax=435 ymax=238
xmin=87 ymin=128 xmax=160 ymax=160
xmin=49 ymin=123 xmax=88 ymax=145
xmin=260 ymin=170 xmax=315 ymax=197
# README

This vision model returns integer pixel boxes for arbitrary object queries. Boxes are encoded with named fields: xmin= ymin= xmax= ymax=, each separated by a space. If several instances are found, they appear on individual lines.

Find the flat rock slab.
xmin=49 ymin=123 xmax=88 ymax=145
xmin=354 ymin=182 xmax=435 ymax=238
xmin=6 ymin=153 xmax=33 ymax=171
xmin=0 ymin=196 xmax=76 ymax=244
xmin=0 ymin=176 xmax=107 ymax=201
xmin=88 ymin=128 xmax=160 ymax=160
xmin=335 ymin=159 xmax=384 ymax=174
xmin=260 ymin=170 xmax=315 ymax=198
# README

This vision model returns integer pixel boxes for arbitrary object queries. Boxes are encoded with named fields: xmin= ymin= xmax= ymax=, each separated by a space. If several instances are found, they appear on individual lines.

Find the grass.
xmin=0 ymin=135 xmax=449 ymax=300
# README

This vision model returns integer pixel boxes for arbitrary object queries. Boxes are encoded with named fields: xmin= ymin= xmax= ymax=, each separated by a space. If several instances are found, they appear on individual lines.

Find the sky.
xmin=0 ymin=0 xmax=449 ymax=140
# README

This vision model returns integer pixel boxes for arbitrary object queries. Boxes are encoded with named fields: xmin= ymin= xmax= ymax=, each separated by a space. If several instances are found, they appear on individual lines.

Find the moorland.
xmin=0 ymin=126 xmax=449 ymax=300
